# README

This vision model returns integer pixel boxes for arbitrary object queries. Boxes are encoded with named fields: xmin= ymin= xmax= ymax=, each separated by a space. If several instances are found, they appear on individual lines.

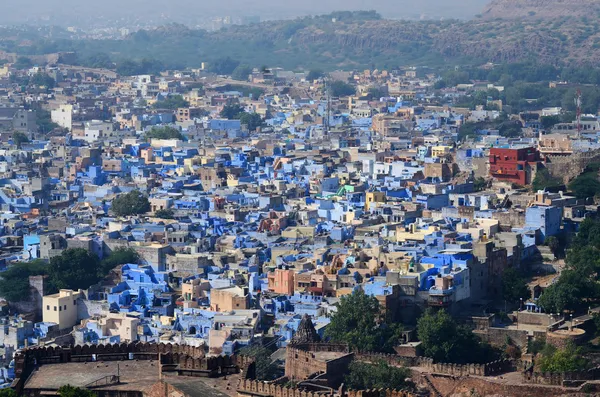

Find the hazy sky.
xmin=1 ymin=0 xmax=490 ymax=26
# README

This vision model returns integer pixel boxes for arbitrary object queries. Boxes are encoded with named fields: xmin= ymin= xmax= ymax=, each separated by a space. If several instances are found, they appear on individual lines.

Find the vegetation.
xmin=532 ymin=169 xmax=562 ymax=192
xmin=307 ymin=69 xmax=324 ymax=81
xmin=238 ymin=345 xmax=279 ymax=380
xmin=58 ymin=385 xmax=97 ymax=397
xmin=345 ymin=360 xmax=413 ymax=391
xmin=220 ymin=104 xmax=245 ymax=120
xmin=417 ymin=308 xmax=498 ymax=364
xmin=325 ymin=289 xmax=402 ymax=353
xmin=473 ymin=177 xmax=487 ymax=192
xmin=231 ymin=64 xmax=253 ymax=81
xmin=155 ymin=208 xmax=175 ymax=219
xmin=219 ymin=104 xmax=263 ymax=131
xmin=152 ymin=95 xmax=189 ymax=110
xmin=501 ymin=268 xmax=531 ymax=305
xmin=116 ymin=58 xmax=163 ymax=76
xmin=0 ymin=260 xmax=50 ymax=302
xmin=537 ymin=216 xmax=600 ymax=313
xmin=568 ymin=163 xmax=600 ymax=199
xmin=0 ymin=390 xmax=18 ymax=397
xmin=111 ymin=190 xmax=151 ymax=217
xmin=101 ymin=247 xmax=139 ymax=273
xmin=145 ymin=126 xmax=184 ymax=141
xmin=537 ymin=343 xmax=589 ymax=373
xmin=36 ymin=109 xmax=60 ymax=133
xmin=48 ymin=249 xmax=102 ymax=291
xmin=12 ymin=131 xmax=30 ymax=148
xmin=330 ymin=80 xmax=356 ymax=97
xmin=29 ymin=72 xmax=56 ymax=89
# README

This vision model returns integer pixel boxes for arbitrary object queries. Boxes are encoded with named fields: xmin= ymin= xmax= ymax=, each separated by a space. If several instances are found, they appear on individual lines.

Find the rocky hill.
xmin=481 ymin=0 xmax=600 ymax=19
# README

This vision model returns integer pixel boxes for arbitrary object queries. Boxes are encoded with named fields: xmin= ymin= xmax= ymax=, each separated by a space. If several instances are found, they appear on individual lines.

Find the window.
xmin=64 ymin=305 xmax=67 ymax=311
xmin=74 ymin=300 xmax=76 ymax=306
xmin=46 ymin=305 xmax=50 ymax=310
xmin=54 ymin=306 xmax=57 ymax=311
xmin=59 ymin=306 xmax=61 ymax=311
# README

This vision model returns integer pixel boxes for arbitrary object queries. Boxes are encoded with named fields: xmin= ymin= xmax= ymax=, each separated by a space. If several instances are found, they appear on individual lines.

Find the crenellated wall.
xmin=237 ymin=379 xmax=418 ymax=397
xmin=354 ymin=352 xmax=513 ymax=377
xmin=522 ymin=367 xmax=600 ymax=386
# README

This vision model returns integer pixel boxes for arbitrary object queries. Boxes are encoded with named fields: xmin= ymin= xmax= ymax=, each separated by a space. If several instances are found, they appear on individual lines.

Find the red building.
xmin=489 ymin=147 xmax=543 ymax=186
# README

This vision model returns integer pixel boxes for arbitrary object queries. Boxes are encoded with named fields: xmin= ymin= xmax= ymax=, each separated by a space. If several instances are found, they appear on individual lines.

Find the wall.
xmin=237 ymin=380 xmax=418 ymax=397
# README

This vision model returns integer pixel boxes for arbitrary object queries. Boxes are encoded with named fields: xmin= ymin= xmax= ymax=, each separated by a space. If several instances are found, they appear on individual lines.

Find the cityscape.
xmin=0 ymin=1 xmax=599 ymax=397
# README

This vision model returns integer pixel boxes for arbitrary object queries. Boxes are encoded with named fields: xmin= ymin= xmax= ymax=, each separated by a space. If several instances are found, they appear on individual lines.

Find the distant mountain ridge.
xmin=481 ymin=0 xmax=600 ymax=19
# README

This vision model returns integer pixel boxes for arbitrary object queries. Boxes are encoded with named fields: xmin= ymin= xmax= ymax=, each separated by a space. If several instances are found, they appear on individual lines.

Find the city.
xmin=0 ymin=1 xmax=599 ymax=397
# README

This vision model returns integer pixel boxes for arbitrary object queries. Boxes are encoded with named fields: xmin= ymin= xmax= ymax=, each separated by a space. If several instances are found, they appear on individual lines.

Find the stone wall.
xmin=546 ymin=150 xmax=600 ymax=183
xmin=237 ymin=379 xmax=418 ymax=397
xmin=354 ymin=353 xmax=513 ymax=377
xmin=475 ymin=327 xmax=529 ymax=348
xmin=13 ymin=342 xmax=236 ymax=394
xmin=522 ymin=367 xmax=600 ymax=386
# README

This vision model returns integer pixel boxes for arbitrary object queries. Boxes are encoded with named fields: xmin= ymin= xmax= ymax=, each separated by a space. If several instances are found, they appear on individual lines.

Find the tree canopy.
xmin=152 ymin=95 xmax=189 ymax=110
xmin=330 ymin=80 xmax=356 ymax=97
xmin=145 ymin=126 xmax=184 ymax=141
xmin=231 ymin=64 xmax=253 ymax=81
xmin=49 ymin=249 xmax=102 ymax=290
xmin=325 ymin=289 xmax=402 ymax=353
xmin=537 ymin=216 xmax=600 ymax=313
xmin=345 ymin=360 xmax=413 ymax=391
xmin=111 ymin=190 xmax=151 ymax=217
xmin=155 ymin=208 xmax=175 ymax=219
xmin=537 ymin=342 xmax=589 ymax=373
xmin=0 ymin=260 xmax=49 ymax=302
xmin=101 ymin=247 xmax=139 ymax=273
xmin=12 ymin=132 xmax=29 ymax=148
xmin=532 ymin=168 xmax=562 ymax=192
xmin=501 ymin=268 xmax=531 ymax=305
xmin=417 ymin=308 xmax=497 ymax=364
xmin=58 ymin=385 xmax=97 ymax=397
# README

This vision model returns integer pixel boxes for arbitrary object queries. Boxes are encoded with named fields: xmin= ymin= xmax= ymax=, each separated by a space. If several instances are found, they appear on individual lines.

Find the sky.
xmin=1 ymin=0 xmax=491 ymax=26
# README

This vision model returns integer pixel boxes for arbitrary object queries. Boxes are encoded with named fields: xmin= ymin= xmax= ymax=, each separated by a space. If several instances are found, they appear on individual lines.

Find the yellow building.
xmin=365 ymin=191 xmax=386 ymax=211
xmin=43 ymin=289 xmax=84 ymax=330
xmin=431 ymin=146 xmax=451 ymax=158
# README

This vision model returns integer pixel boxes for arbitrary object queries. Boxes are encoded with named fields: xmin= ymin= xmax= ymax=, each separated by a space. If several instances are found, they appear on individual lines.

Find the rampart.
xmin=522 ymin=366 xmax=600 ymax=387
xmin=546 ymin=150 xmax=600 ymax=183
xmin=12 ymin=342 xmax=245 ymax=394
xmin=236 ymin=379 xmax=418 ymax=397
xmin=354 ymin=352 xmax=513 ymax=377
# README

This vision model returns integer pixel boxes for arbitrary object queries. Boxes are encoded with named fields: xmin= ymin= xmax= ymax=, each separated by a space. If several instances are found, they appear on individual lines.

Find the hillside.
xmin=2 ymin=8 xmax=600 ymax=71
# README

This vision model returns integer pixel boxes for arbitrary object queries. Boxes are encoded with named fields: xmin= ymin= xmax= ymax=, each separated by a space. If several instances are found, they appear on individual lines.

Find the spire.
xmin=290 ymin=314 xmax=321 ymax=345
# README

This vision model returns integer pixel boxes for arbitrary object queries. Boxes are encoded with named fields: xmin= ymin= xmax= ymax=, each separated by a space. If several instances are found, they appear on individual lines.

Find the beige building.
xmin=83 ymin=313 xmax=140 ymax=342
xmin=43 ymin=289 xmax=84 ymax=330
xmin=209 ymin=286 xmax=249 ymax=312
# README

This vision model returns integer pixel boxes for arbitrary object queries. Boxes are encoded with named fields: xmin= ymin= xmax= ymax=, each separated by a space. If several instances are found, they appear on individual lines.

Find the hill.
xmin=2 ymin=8 xmax=600 ymax=71
xmin=481 ymin=0 xmax=600 ymax=20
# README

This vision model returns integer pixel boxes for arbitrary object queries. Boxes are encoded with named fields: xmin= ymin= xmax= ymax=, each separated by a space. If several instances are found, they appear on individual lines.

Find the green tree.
xmin=0 ymin=260 xmax=50 ymax=302
xmin=325 ymin=289 xmax=402 ymax=353
xmin=545 ymin=236 xmax=560 ymax=257
xmin=111 ymin=190 xmax=151 ymax=217
xmin=101 ymin=247 xmax=139 ymax=273
xmin=49 ymin=249 xmax=102 ymax=290
xmin=37 ymin=109 xmax=60 ymax=133
xmin=220 ymin=104 xmax=245 ymax=119
xmin=239 ymin=112 xmax=263 ymax=131
xmin=155 ymin=208 xmax=175 ymax=219
xmin=417 ymin=308 xmax=497 ymax=364
xmin=13 ymin=57 xmax=33 ymax=70
xmin=0 ymin=389 xmax=19 ymax=397
xmin=29 ymin=72 xmax=55 ymax=89
xmin=12 ymin=132 xmax=29 ymax=148
xmin=152 ymin=95 xmax=189 ymax=110
xmin=58 ymin=385 xmax=96 ymax=397
xmin=474 ymin=177 xmax=487 ymax=192
xmin=330 ymin=80 xmax=356 ymax=97
xmin=501 ymin=268 xmax=531 ymax=304
xmin=145 ymin=126 xmax=184 ymax=141
xmin=345 ymin=360 xmax=413 ymax=391
xmin=208 ymin=57 xmax=240 ymax=75
xmin=538 ymin=343 xmax=589 ymax=373
xmin=307 ymin=69 xmax=324 ymax=81
xmin=532 ymin=168 xmax=562 ymax=192
xmin=569 ymin=172 xmax=600 ymax=199
xmin=231 ymin=64 xmax=253 ymax=81
xmin=541 ymin=115 xmax=561 ymax=130
xmin=238 ymin=345 xmax=278 ymax=380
